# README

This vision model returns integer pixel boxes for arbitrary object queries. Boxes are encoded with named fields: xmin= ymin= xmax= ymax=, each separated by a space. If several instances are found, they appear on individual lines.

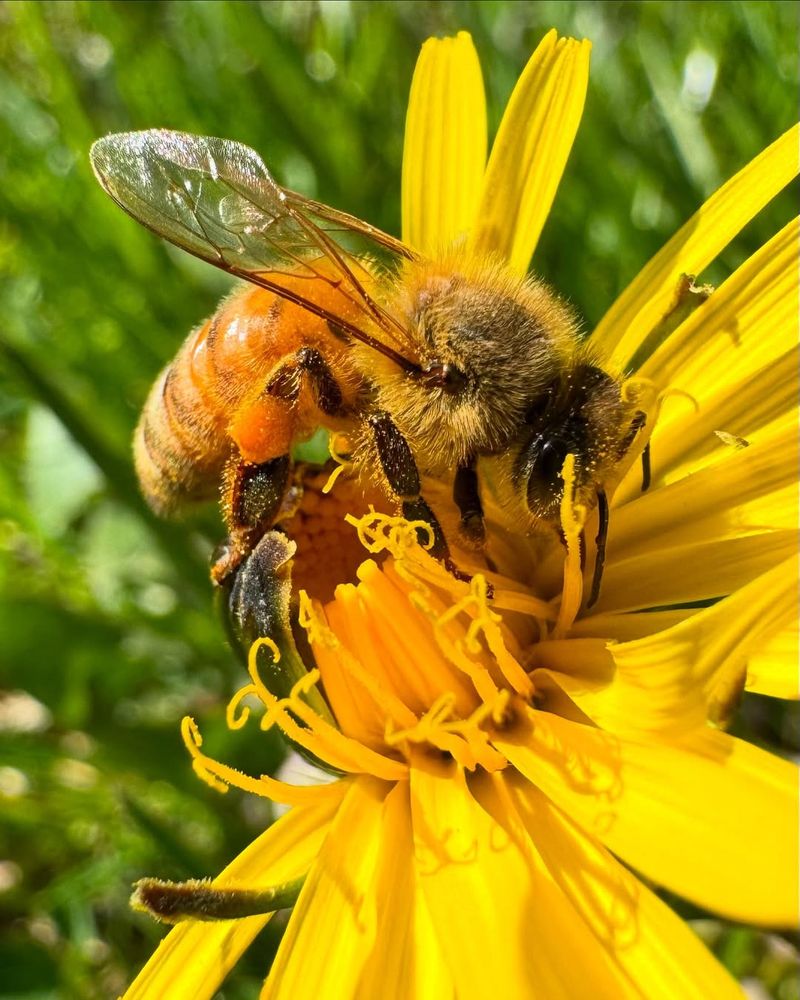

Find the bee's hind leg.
xmin=214 ymin=348 xmax=349 ymax=586
xmin=212 ymin=454 xmax=292 ymax=586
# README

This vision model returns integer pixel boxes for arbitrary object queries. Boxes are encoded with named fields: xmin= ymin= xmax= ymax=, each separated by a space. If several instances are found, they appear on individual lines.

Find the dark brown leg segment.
xmin=212 ymin=455 xmax=292 ymax=585
xmin=587 ymin=488 xmax=609 ymax=608
xmin=453 ymin=458 xmax=485 ymax=545
xmin=233 ymin=456 xmax=292 ymax=529
xmin=368 ymin=411 xmax=480 ymax=588
xmin=266 ymin=347 xmax=345 ymax=416
xmin=367 ymin=411 xmax=450 ymax=557
xmin=618 ymin=409 xmax=651 ymax=493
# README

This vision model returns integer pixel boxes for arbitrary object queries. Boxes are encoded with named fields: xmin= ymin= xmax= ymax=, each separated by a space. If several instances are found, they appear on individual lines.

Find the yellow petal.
xmin=570 ymin=608 xmax=700 ymax=641
xmin=610 ymin=421 xmax=798 ymax=554
xmin=497 ymin=712 xmax=799 ymax=926
xmin=541 ymin=558 xmax=798 ymax=737
xmin=638 ymin=217 xmax=799 ymax=393
xmin=125 ymin=795 xmax=342 ymax=1000
xmin=264 ymin=777 xmax=450 ymax=1000
xmin=591 ymin=529 xmax=796 ymax=615
xmin=468 ymin=31 xmax=591 ymax=273
xmin=402 ymin=32 xmax=487 ymax=253
xmin=614 ymin=217 xmax=799 ymax=502
xmin=410 ymin=762 xmax=633 ymax=999
xmin=263 ymin=776 xmax=388 ymax=999
xmin=747 ymin=621 xmax=800 ymax=699
xmin=616 ymin=376 xmax=798 ymax=510
xmin=598 ymin=410 xmax=798 ymax=622
xmin=701 ymin=557 xmax=799 ymax=715
xmin=506 ymin=776 xmax=744 ymax=1000
xmin=356 ymin=782 xmax=453 ymax=1000
xmin=592 ymin=123 xmax=800 ymax=369
xmin=262 ymin=779 xmax=453 ymax=1000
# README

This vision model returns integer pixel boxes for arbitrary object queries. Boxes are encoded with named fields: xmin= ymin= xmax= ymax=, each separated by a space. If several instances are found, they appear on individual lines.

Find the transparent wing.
xmin=90 ymin=130 xmax=418 ymax=368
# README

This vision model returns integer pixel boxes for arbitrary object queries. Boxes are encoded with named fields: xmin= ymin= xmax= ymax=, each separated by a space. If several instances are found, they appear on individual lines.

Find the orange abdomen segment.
xmin=134 ymin=279 xmax=361 ymax=515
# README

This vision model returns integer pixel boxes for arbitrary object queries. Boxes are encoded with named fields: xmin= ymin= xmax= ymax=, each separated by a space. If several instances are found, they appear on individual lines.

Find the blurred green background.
xmin=0 ymin=1 xmax=797 ymax=996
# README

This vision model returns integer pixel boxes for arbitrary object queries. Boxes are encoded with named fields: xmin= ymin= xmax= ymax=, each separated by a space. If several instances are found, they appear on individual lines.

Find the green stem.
xmin=131 ymin=874 xmax=307 ymax=924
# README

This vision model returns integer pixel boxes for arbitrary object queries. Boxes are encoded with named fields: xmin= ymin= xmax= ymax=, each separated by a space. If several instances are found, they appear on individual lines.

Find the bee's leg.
xmin=640 ymin=440 xmax=652 ymax=492
xmin=368 ymin=411 xmax=444 ymax=552
xmin=212 ymin=455 xmax=291 ymax=585
xmin=368 ymin=411 xmax=474 ymax=586
xmin=618 ymin=409 xmax=651 ymax=492
xmin=215 ymin=349 xmax=348 ymax=585
xmin=266 ymin=347 xmax=346 ymax=417
xmin=586 ymin=488 xmax=609 ymax=608
xmin=453 ymin=458 xmax=485 ymax=546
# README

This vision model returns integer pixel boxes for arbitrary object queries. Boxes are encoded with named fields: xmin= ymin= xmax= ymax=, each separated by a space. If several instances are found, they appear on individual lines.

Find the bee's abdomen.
xmin=133 ymin=282 xmax=355 ymax=515
xmin=134 ymin=344 xmax=229 ymax=514
xmin=133 ymin=291 xmax=268 ymax=514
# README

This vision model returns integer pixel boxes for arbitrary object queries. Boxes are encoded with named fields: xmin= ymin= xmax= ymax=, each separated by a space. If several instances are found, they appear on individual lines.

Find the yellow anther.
xmin=321 ymin=462 xmax=347 ymax=495
xmin=298 ymin=591 xmax=335 ymax=647
xmin=655 ymin=385 xmax=700 ymax=414
xmin=322 ymin=432 xmax=355 ymax=493
xmin=249 ymin=636 xmax=281 ymax=669
xmin=345 ymin=509 xmax=434 ymax=558
xmin=226 ymin=683 xmax=259 ymax=730
xmin=384 ymin=688 xmax=510 ymax=772
xmin=181 ymin=716 xmax=229 ymax=794
xmin=620 ymin=375 xmax=657 ymax=406
xmin=490 ymin=689 xmax=512 ymax=725
xmin=286 ymin=669 xmax=323 ymax=706
xmin=553 ymin=453 xmax=584 ymax=638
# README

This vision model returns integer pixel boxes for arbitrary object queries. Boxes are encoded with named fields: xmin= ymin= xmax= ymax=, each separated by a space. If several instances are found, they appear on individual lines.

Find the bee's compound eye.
xmin=539 ymin=438 xmax=568 ymax=483
xmin=420 ymin=361 xmax=467 ymax=395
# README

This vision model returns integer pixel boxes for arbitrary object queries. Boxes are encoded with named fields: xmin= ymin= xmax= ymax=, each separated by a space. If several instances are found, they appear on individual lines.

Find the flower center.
xmin=181 ymin=454 xmax=597 ymax=799
xmin=278 ymin=462 xmax=387 ymax=603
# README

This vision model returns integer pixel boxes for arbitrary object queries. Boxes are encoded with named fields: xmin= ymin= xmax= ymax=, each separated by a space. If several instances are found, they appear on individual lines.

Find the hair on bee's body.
xmin=363 ymin=252 xmax=580 ymax=473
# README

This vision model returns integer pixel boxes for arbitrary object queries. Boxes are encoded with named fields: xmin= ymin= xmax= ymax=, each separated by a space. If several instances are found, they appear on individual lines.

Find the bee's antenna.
xmin=587 ymin=488 xmax=608 ymax=609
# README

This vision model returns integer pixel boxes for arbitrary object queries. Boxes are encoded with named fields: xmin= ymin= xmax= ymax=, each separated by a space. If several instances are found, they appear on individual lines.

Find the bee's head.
xmin=384 ymin=262 xmax=577 ymax=463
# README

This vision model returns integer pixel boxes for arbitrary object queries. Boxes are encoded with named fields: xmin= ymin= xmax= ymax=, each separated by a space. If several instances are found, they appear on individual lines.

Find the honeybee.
xmin=91 ymin=130 xmax=646 ymax=604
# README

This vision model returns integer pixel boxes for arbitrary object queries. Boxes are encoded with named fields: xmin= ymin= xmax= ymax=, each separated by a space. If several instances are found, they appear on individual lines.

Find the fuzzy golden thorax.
xmin=361 ymin=255 xmax=583 ymax=476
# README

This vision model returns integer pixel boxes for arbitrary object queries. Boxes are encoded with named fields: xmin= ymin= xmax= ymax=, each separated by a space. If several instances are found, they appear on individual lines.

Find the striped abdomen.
xmin=134 ymin=282 xmax=349 ymax=515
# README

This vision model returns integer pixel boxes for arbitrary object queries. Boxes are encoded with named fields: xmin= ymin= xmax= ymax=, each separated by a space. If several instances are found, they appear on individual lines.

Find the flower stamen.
xmin=302 ymin=588 xmax=420 ymax=729
xmin=385 ymin=689 xmax=509 ymax=771
xmin=345 ymin=509 xmax=434 ymax=557
xmin=242 ymin=637 xmax=408 ymax=781
xmin=322 ymin=432 xmax=355 ymax=494
xmin=553 ymin=453 xmax=585 ymax=638
xmin=180 ymin=716 xmax=340 ymax=806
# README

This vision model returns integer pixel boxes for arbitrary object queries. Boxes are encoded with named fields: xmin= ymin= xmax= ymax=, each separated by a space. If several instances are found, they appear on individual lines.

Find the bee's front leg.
xmin=617 ymin=409 xmax=651 ymax=492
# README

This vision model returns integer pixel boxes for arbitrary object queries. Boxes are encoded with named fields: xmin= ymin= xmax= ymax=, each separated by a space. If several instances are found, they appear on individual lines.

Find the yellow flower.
xmin=126 ymin=31 xmax=799 ymax=999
